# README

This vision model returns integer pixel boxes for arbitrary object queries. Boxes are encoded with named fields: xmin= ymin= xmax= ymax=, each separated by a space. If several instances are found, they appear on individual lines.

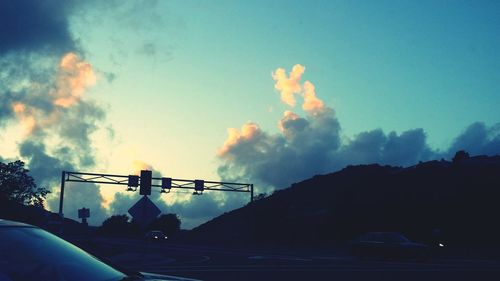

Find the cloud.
xmin=271 ymin=64 xmax=326 ymax=115
xmin=7 ymin=53 xmax=106 ymax=167
xmin=0 ymin=1 xmax=111 ymax=223
xmin=53 ymin=53 xmax=97 ymax=107
xmin=447 ymin=122 xmax=500 ymax=157
xmin=272 ymin=64 xmax=305 ymax=107
xmin=218 ymin=64 xmax=500 ymax=192
xmin=0 ymin=0 xmax=76 ymax=55
xmin=302 ymin=81 xmax=325 ymax=113
xmin=337 ymin=128 xmax=435 ymax=168
xmin=218 ymin=109 xmax=342 ymax=191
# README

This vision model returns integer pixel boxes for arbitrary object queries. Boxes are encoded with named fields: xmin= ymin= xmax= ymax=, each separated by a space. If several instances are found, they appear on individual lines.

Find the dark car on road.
xmin=145 ymin=230 xmax=168 ymax=242
xmin=0 ymin=219 xmax=196 ymax=281
xmin=351 ymin=232 xmax=431 ymax=261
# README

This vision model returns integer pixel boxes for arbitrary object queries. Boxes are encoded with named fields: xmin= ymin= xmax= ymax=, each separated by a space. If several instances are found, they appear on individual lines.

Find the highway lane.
xmin=70 ymin=237 xmax=500 ymax=280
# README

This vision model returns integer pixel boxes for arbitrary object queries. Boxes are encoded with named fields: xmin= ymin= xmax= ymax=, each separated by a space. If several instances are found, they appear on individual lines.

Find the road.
xmin=70 ymin=237 xmax=500 ymax=281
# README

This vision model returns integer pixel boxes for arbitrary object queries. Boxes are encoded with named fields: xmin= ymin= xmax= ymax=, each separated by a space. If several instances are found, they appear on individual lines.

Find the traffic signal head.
xmin=128 ymin=175 xmax=139 ymax=187
xmin=161 ymin=177 xmax=172 ymax=190
xmin=140 ymin=170 xmax=152 ymax=195
xmin=194 ymin=180 xmax=204 ymax=192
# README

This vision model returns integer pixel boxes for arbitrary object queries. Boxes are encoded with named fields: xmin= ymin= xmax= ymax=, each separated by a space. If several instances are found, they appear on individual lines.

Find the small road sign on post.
xmin=78 ymin=207 xmax=90 ymax=225
xmin=128 ymin=196 xmax=161 ymax=229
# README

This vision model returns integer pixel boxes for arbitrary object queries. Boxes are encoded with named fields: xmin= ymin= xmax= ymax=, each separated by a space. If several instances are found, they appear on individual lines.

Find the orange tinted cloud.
xmin=218 ymin=123 xmax=261 ymax=156
xmin=53 ymin=52 xmax=96 ymax=107
xmin=302 ymin=80 xmax=324 ymax=113
xmin=12 ymin=102 xmax=26 ymax=114
xmin=11 ymin=102 xmax=36 ymax=135
xmin=9 ymin=53 xmax=97 ymax=137
xmin=272 ymin=64 xmax=305 ymax=107
xmin=272 ymin=64 xmax=326 ymax=113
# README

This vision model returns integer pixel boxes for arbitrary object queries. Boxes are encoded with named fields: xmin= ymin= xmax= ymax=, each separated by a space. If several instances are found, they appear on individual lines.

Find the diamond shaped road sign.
xmin=128 ymin=196 xmax=161 ymax=228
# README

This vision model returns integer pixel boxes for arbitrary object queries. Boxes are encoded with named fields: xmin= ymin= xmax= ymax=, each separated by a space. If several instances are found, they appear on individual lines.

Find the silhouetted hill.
xmin=0 ymin=198 xmax=86 ymax=235
xmin=187 ymin=155 xmax=500 ymax=248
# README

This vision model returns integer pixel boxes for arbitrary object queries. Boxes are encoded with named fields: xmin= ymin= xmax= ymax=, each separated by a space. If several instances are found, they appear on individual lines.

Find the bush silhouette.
xmin=147 ymin=214 xmax=181 ymax=236
xmin=100 ymin=214 xmax=139 ymax=236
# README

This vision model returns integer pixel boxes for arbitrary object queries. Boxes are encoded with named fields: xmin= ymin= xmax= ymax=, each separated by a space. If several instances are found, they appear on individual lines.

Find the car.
xmin=144 ymin=230 xmax=168 ymax=242
xmin=0 ymin=219 xmax=197 ymax=281
xmin=351 ymin=232 xmax=431 ymax=261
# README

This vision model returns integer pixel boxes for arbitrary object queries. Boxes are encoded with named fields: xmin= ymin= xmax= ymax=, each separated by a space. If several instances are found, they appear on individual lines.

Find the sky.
xmin=1 ymin=0 xmax=499 ymax=228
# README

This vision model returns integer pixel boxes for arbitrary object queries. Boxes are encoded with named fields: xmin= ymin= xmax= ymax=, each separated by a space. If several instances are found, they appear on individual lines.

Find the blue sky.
xmin=83 ymin=0 xmax=500 ymax=147
xmin=1 ymin=0 xmax=499 ymax=227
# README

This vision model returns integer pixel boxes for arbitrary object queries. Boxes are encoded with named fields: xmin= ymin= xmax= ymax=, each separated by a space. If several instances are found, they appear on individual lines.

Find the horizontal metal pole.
xmin=65 ymin=171 xmax=250 ymax=186
xmin=156 ymin=185 xmax=251 ymax=193
xmin=65 ymin=171 xmax=129 ymax=178
xmin=66 ymin=179 xmax=130 ymax=186
xmin=150 ymin=184 xmax=250 ymax=192
xmin=64 ymin=171 xmax=252 ymax=193
xmin=66 ymin=179 xmax=251 ymax=192
xmin=167 ymin=178 xmax=250 ymax=186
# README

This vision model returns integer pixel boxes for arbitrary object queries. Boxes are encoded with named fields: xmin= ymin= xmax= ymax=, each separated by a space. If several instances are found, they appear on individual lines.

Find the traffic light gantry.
xmin=58 ymin=170 xmax=253 ymax=216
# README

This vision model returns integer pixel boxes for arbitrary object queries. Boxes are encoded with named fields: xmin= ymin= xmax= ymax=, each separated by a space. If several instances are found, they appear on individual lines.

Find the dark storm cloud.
xmin=382 ymin=129 xmax=434 ymax=165
xmin=0 ymin=91 xmax=16 ymax=125
xmin=18 ymin=140 xmax=72 ymax=187
xmin=218 ymin=109 xmax=343 ymax=192
xmin=0 ymin=0 xmax=77 ymax=55
xmin=57 ymin=101 xmax=106 ymax=167
xmin=0 ymin=55 xmax=58 ymax=127
xmin=447 ymin=122 xmax=500 ymax=157
xmin=18 ymin=139 xmax=106 ymax=220
xmin=337 ymin=128 xmax=435 ymax=168
xmin=18 ymin=139 xmax=109 ymax=224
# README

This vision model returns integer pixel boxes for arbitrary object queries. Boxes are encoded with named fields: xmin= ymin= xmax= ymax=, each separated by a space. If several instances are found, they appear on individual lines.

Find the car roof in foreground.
xmin=0 ymin=219 xmax=35 ymax=227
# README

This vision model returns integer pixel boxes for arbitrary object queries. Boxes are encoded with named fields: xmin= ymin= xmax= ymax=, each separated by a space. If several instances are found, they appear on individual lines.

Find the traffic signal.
xmin=140 ymin=170 xmax=152 ymax=195
xmin=128 ymin=175 xmax=139 ymax=187
xmin=161 ymin=177 xmax=172 ymax=191
xmin=194 ymin=180 xmax=204 ymax=192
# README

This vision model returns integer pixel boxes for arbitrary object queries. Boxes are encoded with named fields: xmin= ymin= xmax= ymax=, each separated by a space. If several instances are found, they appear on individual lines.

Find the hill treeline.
xmin=190 ymin=155 xmax=500 ymax=247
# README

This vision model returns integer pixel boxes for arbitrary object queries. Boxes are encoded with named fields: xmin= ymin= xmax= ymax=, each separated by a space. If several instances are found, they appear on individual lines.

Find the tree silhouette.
xmin=101 ymin=214 xmax=139 ymax=235
xmin=452 ymin=150 xmax=470 ymax=163
xmin=0 ymin=160 xmax=49 ymax=208
xmin=148 ymin=214 xmax=181 ymax=236
xmin=253 ymin=193 xmax=267 ymax=201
